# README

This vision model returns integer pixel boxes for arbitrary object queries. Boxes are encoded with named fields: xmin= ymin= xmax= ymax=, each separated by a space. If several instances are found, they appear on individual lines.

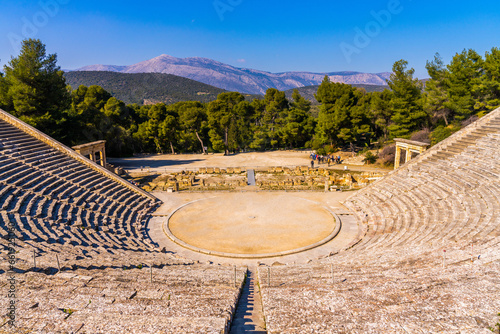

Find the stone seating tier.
xmin=0 ymin=266 xmax=245 ymax=333
xmin=0 ymin=116 xmax=161 ymax=268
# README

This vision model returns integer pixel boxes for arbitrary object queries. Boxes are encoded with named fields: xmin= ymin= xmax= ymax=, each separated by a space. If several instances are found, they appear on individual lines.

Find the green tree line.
xmin=1 ymin=39 xmax=499 ymax=157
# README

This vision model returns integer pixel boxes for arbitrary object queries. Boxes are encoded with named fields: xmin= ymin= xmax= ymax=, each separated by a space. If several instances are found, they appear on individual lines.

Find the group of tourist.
xmin=310 ymin=153 xmax=343 ymax=167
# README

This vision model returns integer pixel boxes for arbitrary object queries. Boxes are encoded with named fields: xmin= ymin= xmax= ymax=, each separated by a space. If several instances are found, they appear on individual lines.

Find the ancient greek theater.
xmin=1 ymin=106 xmax=499 ymax=333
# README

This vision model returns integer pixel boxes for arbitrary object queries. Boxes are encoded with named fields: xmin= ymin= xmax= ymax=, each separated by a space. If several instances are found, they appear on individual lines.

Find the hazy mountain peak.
xmin=154 ymin=54 xmax=179 ymax=61
xmin=75 ymin=55 xmax=390 ymax=94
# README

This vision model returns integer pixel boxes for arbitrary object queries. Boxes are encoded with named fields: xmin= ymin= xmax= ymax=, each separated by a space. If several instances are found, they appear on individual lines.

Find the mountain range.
xmin=64 ymin=71 xmax=386 ymax=106
xmin=74 ymin=55 xmax=391 ymax=95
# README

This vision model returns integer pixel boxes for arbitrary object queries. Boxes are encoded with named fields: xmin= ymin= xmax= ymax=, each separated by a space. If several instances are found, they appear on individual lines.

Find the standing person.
xmin=311 ymin=160 xmax=314 ymax=169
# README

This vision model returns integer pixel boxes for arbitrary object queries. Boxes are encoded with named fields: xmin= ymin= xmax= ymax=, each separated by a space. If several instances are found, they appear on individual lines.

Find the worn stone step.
xmin=230 ymin=269 xmax=267 ymax=334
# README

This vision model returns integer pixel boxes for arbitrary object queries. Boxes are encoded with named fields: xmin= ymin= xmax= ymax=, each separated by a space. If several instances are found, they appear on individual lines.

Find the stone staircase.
xmin=230 ymin=269 xmax=266 ymax=334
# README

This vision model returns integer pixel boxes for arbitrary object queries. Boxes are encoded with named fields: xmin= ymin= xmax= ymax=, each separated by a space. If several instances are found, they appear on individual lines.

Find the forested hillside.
xmin=64 ymin=71 xmax=228 ymax=105
xmin=1 ymin=39 xmax=499 ymax=161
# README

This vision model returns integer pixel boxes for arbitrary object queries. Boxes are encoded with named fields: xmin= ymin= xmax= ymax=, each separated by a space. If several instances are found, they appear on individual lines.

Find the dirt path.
xmin=109 ymin=151 xmax=392 ymax=173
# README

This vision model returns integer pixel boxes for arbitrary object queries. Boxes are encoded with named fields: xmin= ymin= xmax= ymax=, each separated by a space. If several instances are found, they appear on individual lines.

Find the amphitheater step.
xmin=229 ymin=269 xmax=267 ymax=334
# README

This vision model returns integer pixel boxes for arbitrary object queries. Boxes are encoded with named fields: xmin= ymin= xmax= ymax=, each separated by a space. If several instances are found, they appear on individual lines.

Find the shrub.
xmin=325 ymin=145 xmax=337 ymax=154
xmin=430 ymin=125 xmax=460 ymax=146
xmin=316 ymin=147 xmax=327 ymax=155
xmin=410 ymin=128 xmax=431 ymax=144
xmin=363 ymin=151 xmax=378 ymax=164
xmin=379 ymin=144 xmax=396 ymax=166
xmin=310 ymin=138 xmax=324 ymax=151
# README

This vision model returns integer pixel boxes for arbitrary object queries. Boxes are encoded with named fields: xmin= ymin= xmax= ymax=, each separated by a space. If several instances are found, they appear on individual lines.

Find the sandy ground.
xmin=131 ymin=151 xmax=368 ymax=262
xmin=109 ymin=151 xmax=391 ymax=173
xmin=168 ymin=193 xmax=336 ymax=254
xmin=148 ymin=191 xmax=358 ymax=264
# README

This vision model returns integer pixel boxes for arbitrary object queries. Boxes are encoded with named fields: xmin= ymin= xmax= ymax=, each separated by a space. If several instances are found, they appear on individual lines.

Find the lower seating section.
xmin=0 ymin=265 xmax=245 ymax=333
xmin=258 ymin=246 xmax=500 ymax=333
xmin=0 ymin=111 xmax=252 ymax=333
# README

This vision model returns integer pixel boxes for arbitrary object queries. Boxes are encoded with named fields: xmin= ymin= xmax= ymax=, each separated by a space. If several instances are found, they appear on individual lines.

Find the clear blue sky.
xmin=1 ymin=0 xmax=499 ymax=78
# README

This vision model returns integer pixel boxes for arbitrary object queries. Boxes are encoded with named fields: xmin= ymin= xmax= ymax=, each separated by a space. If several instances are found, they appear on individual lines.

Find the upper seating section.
xmin=344 ymin=107 xmax=500 ymax=252
xmin=0 ymin=109 xmax=161 ymax=265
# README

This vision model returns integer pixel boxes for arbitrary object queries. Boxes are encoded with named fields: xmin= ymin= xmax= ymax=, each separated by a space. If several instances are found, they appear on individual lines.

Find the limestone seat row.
xmin=0 ymin=118 xmax=161 ymax=266
xmin=252 ymin=108 xmax=500 ymax=332
xmin=0 ymin=265 xmax=245 ymax=333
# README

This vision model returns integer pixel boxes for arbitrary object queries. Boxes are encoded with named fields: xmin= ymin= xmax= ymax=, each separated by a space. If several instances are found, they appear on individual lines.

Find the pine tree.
xmin=1 ymin=39 xmax=70 ymax=135
xmin=425 ymin=53 xmax=452 ymax=126
xmin=477 ymin=47 xmax=500 ymax=114
xmin=315 ymin=76 xmax=361 ymax=147
xmin=387 ymin=60 xmax=427 ymax=138
xmin=370 ymin=89 xmax=394 ymax=141
xmin=177 ymin=101 xmax=208 ymax=154
xmin=445 ymin=49 xmax=484 ymax=121
xmin=281 ymin=89 xmax=315 ymax=148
